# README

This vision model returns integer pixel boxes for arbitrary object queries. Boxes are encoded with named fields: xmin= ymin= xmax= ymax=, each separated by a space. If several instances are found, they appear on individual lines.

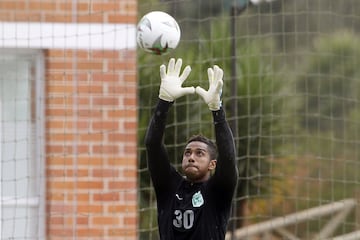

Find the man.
xmin=145 ymin=58 xmax=238 ymax=239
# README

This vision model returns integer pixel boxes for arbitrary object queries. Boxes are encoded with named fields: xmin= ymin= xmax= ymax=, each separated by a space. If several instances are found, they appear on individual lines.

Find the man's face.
xmin=181 ymin=141 xmax=216 ymax=182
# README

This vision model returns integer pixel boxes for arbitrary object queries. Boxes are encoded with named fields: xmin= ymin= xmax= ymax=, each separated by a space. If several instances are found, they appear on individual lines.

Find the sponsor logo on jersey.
xmin=192 ymin=191 xmax=204 ymax=207
xmin=175 ymin=194 xmax=183 ymax=200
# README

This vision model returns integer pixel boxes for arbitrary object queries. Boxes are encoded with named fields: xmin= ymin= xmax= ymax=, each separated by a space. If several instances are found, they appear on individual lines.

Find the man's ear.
xmin=209 ymin=159 xmax=217 ymax=171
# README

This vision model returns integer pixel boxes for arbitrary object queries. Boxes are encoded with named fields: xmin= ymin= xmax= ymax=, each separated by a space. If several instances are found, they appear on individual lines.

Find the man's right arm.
xmin=145 ymin=58 xmax=194 ymax=194
xmin=145 ymin=99 xmax=175 ymax=193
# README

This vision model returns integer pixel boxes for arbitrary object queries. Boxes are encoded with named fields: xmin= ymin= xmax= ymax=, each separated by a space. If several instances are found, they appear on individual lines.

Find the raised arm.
xmin=196 ymin=65 xmax=238 ymax=198
xmin=145 ymin=99 xmax=175 ymax=193
xmin=212 ymin=107 xmax=238 ymax=195
xmin=145 ymin=58 xmax=195 ymax=194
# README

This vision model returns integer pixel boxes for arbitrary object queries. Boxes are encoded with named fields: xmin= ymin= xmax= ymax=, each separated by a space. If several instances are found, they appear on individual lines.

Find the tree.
xmin=296 ymin=31 xmax=360 ymax=136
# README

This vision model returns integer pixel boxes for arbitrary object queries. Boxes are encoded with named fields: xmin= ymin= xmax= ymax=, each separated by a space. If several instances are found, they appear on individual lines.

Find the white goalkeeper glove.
xmin=196 ymin=65 xmax=224 ymax=111
xmin=159 ymin=58 xmax=195 ymax=102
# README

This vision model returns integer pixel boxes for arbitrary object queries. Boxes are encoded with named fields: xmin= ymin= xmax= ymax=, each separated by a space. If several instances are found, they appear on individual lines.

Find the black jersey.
xmin=145 ymin=99 xmax=238 ymax=240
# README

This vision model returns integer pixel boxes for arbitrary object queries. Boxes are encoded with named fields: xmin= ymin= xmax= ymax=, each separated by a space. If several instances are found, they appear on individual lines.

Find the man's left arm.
xmin=196 ymin=65 xmax=238 ymax=198
xmin=212 ymin=107 xmax=238 ymax=195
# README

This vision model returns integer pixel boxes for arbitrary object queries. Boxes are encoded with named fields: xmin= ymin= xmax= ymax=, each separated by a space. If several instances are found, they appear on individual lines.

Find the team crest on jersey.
xmin=192 ymin=191 xmax=204 ymax=207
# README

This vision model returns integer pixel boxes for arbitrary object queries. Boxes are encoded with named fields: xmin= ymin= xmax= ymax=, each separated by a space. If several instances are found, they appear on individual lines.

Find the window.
xmin=0 ymin=50 xmax=45 ymax=239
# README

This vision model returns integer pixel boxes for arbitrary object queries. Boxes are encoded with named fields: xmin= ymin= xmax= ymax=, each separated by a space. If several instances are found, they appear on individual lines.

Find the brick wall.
xmin=0 ymin=1 xmax=138 ymax=239
xmin=0 ymin=1 xmax=137 ymax=23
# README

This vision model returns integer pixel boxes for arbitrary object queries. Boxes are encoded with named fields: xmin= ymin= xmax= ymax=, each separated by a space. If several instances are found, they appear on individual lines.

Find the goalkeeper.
xmin=145 ymin=58 xmax=238 ymax=239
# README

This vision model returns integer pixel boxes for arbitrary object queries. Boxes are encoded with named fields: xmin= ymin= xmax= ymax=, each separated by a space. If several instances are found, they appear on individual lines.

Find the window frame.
xmin=0 ymin=49 xmax=45 ymax=239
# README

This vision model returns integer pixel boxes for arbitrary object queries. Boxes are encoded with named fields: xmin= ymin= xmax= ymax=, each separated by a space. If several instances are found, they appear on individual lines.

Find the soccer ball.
xmin=136 ymin=11 xmax=181 ymax=55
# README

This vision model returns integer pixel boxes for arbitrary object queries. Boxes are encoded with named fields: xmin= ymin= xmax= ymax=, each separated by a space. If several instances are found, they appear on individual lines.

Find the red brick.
xmin=93 ymin=3 xmax=120 ymax=12
xmin=93 ymin=192 xmax=120 ymax=202
xmin=77 ymin=205 xmax=103 ymax=214
xmin=108 ymin=181 xmax=136 ymax=190
xmin=124 ymin=216 xmax=137 ymax=225
xmin=92 ymin=145 xmax=119 ymax=154
xmin=28 ymin=1 xmax=57 ymax=11
xmin=93 ymin=96 xmax=119 ymax=106
xmin=76 ymin=228 xmax=104 ymax=237
xmin=92 ymin=169 xmax=119 ymax=178
xmin=108 ymin=228 xmax=137 ymax=237
xmin=108 ymin=204 xmax=137 ymax=213
xmin=93 ymin=216 xmax=120 ymax=225
xmin=66 ymin=193 xmax=90 ymax=202
xmin=92 ymin=121 xmax=119 ymax=130
xmin=42 ymin=2 xmax=138 ymax=238
xmin=58 ymin=2 xmax=89 ymax=11
xmin=0 ymin=1 xmax=26 ymax=10
xmin=92 ymin=72 xmax=119 ymax=82
xmin=108 ymin=14 xmax=137 ymax=24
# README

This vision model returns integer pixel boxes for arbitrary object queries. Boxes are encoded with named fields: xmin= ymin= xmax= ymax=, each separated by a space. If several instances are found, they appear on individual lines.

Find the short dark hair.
xmin=186 ymin=134 xmax=217 ymax=160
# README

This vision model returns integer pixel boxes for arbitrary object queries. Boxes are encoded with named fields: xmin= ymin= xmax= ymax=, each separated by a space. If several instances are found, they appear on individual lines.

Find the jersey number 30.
xmin=173 ymin=209 xmax=194 ymax=229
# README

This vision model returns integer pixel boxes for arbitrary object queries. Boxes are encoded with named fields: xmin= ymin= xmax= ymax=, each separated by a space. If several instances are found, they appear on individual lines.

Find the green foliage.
xmin=296 ymin=31 xmax=360 ymax=136
xmin=235 ymin=39 xmax=287 ymax=198
xmin=275 ymin=31 xmax=360 ymax=236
